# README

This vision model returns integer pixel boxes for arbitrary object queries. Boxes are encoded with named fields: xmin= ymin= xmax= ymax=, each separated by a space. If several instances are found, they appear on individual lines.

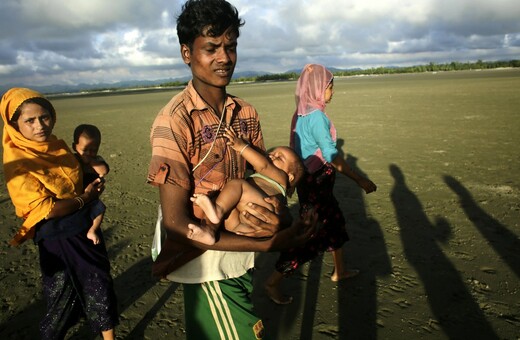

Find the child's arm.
xmin=224 ymin=127 xmax=286 ymax=184
xmin=331 ymin=154 xmax=377 ymax=194
xmin=91 ymin=155 xmax=110 ymax=176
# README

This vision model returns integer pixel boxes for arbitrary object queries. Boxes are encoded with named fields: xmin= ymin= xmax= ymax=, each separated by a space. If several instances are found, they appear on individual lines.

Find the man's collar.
xmin=185 ymin=81 xmax=235 ymax=116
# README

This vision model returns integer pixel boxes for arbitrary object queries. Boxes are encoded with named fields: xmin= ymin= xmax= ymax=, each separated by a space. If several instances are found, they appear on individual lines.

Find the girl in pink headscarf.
xmin=265 ymin=64 xmax=377 ymax=304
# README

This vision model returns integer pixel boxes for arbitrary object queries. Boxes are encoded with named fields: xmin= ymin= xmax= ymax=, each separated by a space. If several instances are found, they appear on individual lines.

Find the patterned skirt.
xmin=275 ymin=163 xmax=349 ymax=275
xmin=37 ymin=229 xmax=118 ymax=339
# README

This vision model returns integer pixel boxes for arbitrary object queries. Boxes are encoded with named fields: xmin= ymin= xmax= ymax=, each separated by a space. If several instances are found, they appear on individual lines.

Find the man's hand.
xmin=239 ymin=196 xmax=286 ymax=235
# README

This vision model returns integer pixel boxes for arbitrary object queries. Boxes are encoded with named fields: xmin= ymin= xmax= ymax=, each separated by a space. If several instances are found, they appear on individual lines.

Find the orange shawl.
xmin=1 ymin=88 xmax=82 ymax=245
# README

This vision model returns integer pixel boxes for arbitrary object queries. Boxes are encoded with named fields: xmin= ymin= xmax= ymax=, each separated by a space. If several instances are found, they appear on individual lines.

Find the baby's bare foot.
xmin=187 ymin=223 xmax=216 ymax=245
xmin=191 ymin=194 xmax=221 ymax=224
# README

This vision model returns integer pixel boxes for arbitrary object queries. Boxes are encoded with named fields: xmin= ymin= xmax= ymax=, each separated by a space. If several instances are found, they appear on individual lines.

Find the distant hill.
xmin=0 ymin=71 xmax=270 ymax=95
xmin=2 ymin=59 xmax=518 ymax=96
xmin=0 ymin=67 xmax=364 ymax=95
xmin=0 ymin=77 xmax=190 ymax=96
xmin=1 ymin=68 xmax=360 ymax=95
xmin=285 ymin=66 xmax=362 ymax=74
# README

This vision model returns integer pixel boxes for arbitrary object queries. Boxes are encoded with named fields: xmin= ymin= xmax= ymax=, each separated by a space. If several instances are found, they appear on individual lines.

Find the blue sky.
xmin=1 ymin=0 xmax=519 ymax=88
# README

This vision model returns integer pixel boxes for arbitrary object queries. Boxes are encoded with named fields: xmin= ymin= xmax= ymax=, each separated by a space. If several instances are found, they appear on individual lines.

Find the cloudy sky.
xmin=1 ymin=0 xmax=519 ymax=88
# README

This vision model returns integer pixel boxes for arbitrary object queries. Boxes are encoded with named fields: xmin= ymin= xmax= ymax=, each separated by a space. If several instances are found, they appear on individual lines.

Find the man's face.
xmin=181 ymin=27 xmax=238 ymax=92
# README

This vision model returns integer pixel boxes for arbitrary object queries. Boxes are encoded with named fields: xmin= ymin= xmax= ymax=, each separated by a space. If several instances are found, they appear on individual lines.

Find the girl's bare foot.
xmin=330 ymin=269 xmax=360 ymax=282
xmin=187 ymin=223 xmax=216 ymax=245
xmin=87 ymin=231 xmax=100 ymax=245
xmin=190 ymin=194 xmax=221 ymax=224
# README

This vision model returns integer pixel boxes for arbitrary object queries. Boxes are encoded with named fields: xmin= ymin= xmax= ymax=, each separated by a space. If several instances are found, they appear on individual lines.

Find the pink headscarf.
xmin=290 ymin=64 xmax=337 ymax=173
xmin=294 ymin=64 xmax=334 ymax=116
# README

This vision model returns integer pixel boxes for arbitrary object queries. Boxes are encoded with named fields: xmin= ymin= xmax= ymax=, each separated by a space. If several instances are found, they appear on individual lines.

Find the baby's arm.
xmin=224 ymin=127 xmax=286 ymax=183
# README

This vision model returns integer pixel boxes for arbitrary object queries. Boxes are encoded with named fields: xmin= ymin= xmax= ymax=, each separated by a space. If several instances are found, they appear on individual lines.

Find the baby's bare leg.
xmin=188 ymin=179 xmax=250 ymax=244
xmin=87 ymin=213 xmax=103 ymax=245
xmin=191 ymin=194 xmax=221 ymax=224
xmin=214 ymin=179 xmax=247 ymax=216
xmin=188 ymin=194 xmax=220 ymax=245
xmin=191 ymin=179 xmax=246 ymax=224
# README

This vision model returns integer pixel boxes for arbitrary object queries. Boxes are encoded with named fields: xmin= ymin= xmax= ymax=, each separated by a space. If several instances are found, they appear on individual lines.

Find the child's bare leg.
xmin=330 ymin=247 xmax=359 ymax=281
xmin=191 ymin=179 xmax=246 ymax=224
xmin=191 ymin=194 xmax=222 ymax=224
xmin=265 ymin=270 xmax=292 ymax=305
xmin=101 ymin=328 xmax=115 ymax=340
xmin=87 ymin=213 xmax=103 ymax=245
xmin=189 ymin=179 xmax=248 ymax=244
xmin=187 ymin=219 xmax=219 ymax=245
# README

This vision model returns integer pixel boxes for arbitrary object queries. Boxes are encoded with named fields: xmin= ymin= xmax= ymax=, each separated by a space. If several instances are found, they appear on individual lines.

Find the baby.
xmin=72 ymin=124 xmax=109 ymax=244
xmin=189 ymin=126 xmax=305 ymax=245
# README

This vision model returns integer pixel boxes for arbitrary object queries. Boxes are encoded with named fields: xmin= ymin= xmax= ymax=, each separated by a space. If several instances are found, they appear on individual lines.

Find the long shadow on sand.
xmin=390 ymin=164 xmax=498 ymax=339
xmin=0 ymin=226 xmax=175 ymax=339
xmin=253 ymin=149 xmax=389 ymax=339
xmin=444 ymin=175 xmax=520 ymax=278
xmin=336 ymin=154 xmax=391 ymax=339
xmin=252 ymin=202 xmax=304 ymax=338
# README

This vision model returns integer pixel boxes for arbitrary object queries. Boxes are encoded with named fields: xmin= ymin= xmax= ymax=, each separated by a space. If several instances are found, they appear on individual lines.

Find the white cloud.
xmin=1 ymin=0 xmax=519 ymax=88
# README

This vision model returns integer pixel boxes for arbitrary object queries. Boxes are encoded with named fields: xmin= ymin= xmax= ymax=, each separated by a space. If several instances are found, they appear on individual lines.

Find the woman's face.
xmin=15 ymin=103 xmax=54 ymax=142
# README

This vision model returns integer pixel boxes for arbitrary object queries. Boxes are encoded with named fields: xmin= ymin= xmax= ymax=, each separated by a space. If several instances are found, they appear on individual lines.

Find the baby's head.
xmin=73 ymin=124 xmax=102 ymax=164
xmin=268 ymin=146 xmax=305 ymax=196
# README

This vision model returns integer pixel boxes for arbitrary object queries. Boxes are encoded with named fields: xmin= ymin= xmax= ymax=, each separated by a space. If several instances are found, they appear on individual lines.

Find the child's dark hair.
xmin=73 ymin=124 xmax=101 ymax=144
xmin=10 ymin=97 xmax=56 ymax=125
xmin=176 ymin=0 xmax=244 ymax=49
xmin=289 ymin=154 xmax=305 ymax=187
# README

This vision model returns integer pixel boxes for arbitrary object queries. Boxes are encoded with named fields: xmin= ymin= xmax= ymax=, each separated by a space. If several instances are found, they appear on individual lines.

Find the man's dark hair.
xmin=73 ymin=124 xmax=101 ymax=144
xmin=176 ymin=0 xmax=244 ymax=49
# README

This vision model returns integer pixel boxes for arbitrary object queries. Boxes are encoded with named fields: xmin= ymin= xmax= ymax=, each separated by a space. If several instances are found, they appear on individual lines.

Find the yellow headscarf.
xmin=1 ymin=88 xmax=82 ymax=245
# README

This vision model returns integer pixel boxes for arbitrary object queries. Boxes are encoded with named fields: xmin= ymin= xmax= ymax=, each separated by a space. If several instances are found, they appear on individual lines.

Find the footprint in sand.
xmin=393 ymin=297 xmax=412 ymax=308
xmin=452 ymin=250 xmax=476 ymax=261
xmin=376 ymin=307 xmax=394 ymax=327
xmin=479 ymin=266 xmax=497 ymax=274
xmin=377 ymin=307 xmax=394 ymax=318
xmin=400 ymin=274 xmax=420 ymax=287
xmin=467 ymin=278 xmax=491 ymax=295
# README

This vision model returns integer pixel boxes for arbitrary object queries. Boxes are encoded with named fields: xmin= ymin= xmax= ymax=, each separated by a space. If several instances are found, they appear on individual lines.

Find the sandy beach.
xmin=1 ymin=69 xmax=519 ymax=339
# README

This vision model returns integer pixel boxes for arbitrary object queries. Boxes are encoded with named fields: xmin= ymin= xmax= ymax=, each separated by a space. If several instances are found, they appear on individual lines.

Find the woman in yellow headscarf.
xmin=1 ymin=88 xmax=118 ymax=339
